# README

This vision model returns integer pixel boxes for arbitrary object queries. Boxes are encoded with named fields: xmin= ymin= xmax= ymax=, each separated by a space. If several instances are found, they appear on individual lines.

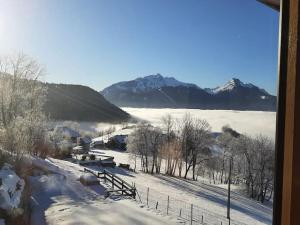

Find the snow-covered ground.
xmin=122 ymin=108 xmax=276 ymax=139
xmin=88 ymin=149 xmax=273 ymax=225
xmin=29 ymin=148 xmax=273 ymax=225
xmin=29 ymin=158 xmax=179 ymax=225
xmin=44 ymin=108 xmax=275 ymax=224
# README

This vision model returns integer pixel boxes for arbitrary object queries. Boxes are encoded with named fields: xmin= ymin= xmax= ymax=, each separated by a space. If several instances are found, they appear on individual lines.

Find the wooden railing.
xmin=84 ymin=168 xmax=136 ymax=199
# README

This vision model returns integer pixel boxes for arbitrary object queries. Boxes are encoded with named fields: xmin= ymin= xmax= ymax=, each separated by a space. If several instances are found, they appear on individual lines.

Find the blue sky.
xmin=0 ymin=0 xmax=279 ymax=94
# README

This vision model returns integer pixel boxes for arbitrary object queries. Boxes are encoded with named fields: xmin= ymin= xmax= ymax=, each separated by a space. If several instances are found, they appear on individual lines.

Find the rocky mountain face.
xmin=101 ymin=75 xmax=276 ymax=111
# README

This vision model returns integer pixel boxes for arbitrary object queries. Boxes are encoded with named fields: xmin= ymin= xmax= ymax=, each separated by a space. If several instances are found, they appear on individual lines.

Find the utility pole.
xmin=227 ymin=157 xmax=232 ymax=225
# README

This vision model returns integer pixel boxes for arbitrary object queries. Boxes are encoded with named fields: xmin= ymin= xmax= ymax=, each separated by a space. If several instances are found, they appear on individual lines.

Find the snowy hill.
xmin=101 ymin=75 xmax=276 ymax=111
xmin=44 ymin=83 xmax=130 ymax=122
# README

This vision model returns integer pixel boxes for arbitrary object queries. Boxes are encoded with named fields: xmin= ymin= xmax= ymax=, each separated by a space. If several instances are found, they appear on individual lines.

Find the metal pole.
xmin=227 ymin=157 xmax=232 ymax=225
xmin=190 ymin=204 xmax=193 ymax=225
xmin=147 ymin=187 xmax=149 ymax=206
xmin=167 ymin=195 xmax=170 ymax=214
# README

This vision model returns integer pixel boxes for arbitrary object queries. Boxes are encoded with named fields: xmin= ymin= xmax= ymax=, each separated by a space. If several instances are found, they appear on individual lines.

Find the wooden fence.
xmin=84 ymin=168 xmax=136 ymax=199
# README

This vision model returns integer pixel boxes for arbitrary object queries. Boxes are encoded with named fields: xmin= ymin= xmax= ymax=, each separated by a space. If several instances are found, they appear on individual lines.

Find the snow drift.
xmin=0 ymin=163 xmax=25 ymax=214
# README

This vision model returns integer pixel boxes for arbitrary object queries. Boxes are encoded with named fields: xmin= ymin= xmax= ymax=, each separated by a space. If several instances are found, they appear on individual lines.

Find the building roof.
xmin=258 ymin=0 xmax=280 ymax=11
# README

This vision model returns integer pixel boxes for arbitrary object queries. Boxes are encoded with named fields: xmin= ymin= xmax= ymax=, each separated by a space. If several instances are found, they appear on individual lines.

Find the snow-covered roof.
xmin=92 ymin=127 xmax=134 ymax=144
xmin=109 ymin=135 xmax=128 ymax=144
xmin=55 ymin=126 xmax=81 ymax=138
xmin=81 ymin=136 xmax=92 ymax=144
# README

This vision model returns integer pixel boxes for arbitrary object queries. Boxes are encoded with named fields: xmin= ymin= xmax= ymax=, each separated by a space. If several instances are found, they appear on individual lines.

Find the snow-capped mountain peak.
xmin=103 ymin=74 xmax=198 ymax=94
xmin=207 ymin=78 xmax=267 ymax=94
xmin=134 ymin=74 xmax=198 ymax=90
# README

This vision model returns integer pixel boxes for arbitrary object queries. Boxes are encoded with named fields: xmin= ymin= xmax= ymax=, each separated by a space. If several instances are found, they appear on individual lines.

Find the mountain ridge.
xmin=101 ymin=75 xmax=276 ymax=111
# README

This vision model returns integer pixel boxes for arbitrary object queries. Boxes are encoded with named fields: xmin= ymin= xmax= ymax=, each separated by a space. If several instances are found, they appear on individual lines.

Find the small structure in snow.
xmin=77 ymin=136 xmax=91 ymax=151
xmin=90 ymin=140 xmax=105 ymax=149
xmin=107 ymin=135 xmax=128 ymax=150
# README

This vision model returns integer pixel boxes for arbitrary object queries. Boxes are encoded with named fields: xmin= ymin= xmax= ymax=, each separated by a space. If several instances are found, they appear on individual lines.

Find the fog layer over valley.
xmin=122 ymin=108 xmax=276 ymax=139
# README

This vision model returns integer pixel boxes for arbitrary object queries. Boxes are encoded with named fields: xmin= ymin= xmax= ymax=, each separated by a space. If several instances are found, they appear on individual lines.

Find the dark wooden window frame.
xmin=273 ymin=0 xmax=300 ymax=225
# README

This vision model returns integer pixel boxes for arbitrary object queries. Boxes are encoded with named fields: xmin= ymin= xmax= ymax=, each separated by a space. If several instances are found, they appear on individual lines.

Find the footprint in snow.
xmin=58 ymin=208 xmax=70 ymax=212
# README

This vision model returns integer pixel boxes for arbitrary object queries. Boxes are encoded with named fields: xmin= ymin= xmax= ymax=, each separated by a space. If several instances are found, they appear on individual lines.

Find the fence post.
xmin=156 ymin=201 xmax=158 ymax=210
xmin=190 ymin=204 xmax=193 ymax=225
xmin=179 ymin=208 xmax=182 ymax=217
xmin=201 ymin=215 xmax=203 ymax=224
xmin=133 ymin=188 xmax=136 ymax=199
xmin=122 ymin=181 xmax=124 ymax=195
xmin=147 ymin=187 xmax=149 ymax=206
xmin=167 ymin=195 xmax=169 ymax=215
xmin=112 ymin=175 xmax=114 ymax=189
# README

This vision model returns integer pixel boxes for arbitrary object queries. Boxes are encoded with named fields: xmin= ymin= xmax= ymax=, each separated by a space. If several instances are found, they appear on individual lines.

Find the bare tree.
xmin=161 ymin=114 xmax=176 ymax=175
xmin=179 ymin=113 xmax=213 ymax=180
xmin=127 ymin=124 xmax=163 ymax=174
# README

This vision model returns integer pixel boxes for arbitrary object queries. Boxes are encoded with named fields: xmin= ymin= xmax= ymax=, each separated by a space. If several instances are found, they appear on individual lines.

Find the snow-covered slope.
xmin=30 ymin=158 xmax=179 ymax=225
xmin=85 ymin=149 xmax=273 ymax=225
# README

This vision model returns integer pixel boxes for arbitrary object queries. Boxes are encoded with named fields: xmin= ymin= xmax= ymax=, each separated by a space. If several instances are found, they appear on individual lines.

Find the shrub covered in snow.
xmin=79 ymin=173 xmax=98 ymax=186
xmin=89 ymin=154 xmax=96 ymax=160
xmin=52 ymin=140 xmax=73 ymax=159
xmin=0 ymin=163 xmax=25 ymax=216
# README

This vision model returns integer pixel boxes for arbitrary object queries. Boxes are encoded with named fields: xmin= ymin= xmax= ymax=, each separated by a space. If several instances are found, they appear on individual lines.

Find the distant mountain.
xmin=101 ymin=74 xmax=198 ymax=95
xmin=44 ymin=83 xmax=130 ymax=122
xmin=101 ymin=75 xmax=276 ymax=111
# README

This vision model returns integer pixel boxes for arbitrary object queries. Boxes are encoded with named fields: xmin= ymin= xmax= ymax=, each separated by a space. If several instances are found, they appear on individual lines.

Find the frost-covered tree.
xmin=0 ymin=54 xmax=48 ymax=163
xmin=216 ymin=130 xmax=275 ymax=202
